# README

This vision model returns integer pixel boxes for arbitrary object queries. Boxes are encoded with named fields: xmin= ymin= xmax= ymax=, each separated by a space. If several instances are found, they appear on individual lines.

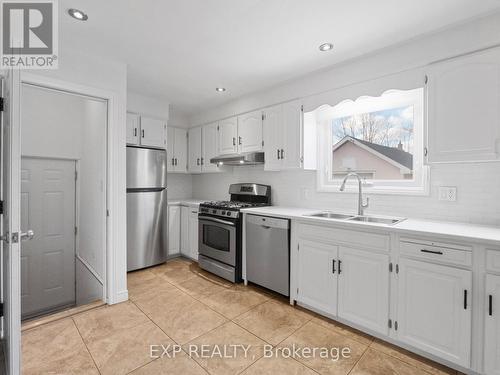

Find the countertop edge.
xmin=240 ymin=206 xmax=500 ymax=245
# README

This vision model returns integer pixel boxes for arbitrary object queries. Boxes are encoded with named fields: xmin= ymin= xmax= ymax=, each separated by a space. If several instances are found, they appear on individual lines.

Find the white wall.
xmin=22 ymin=47 xmax=128 ymax=304
xmin=190 ymin=12 xmax=500 ymax=227
xmin=127 ymin=92 xmax=169 ymax=120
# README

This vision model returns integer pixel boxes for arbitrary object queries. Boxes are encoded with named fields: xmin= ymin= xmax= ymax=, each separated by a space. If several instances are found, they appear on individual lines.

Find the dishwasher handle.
xmin=246 ymin=214 xmax=289 ymax=229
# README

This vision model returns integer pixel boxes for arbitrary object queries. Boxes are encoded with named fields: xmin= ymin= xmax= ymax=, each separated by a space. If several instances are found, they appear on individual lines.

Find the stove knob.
xmin=212 ymin=209 xmax=217 ymax=214
xmin=227 ymin=211 xmax=231 ymax=216
xmin=221 ymin=211 xmax=226 ymax=215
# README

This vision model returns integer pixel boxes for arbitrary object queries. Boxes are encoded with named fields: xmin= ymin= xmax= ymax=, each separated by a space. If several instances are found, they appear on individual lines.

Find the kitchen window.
xmin=314 ymin=88 xmax=429 ymax=195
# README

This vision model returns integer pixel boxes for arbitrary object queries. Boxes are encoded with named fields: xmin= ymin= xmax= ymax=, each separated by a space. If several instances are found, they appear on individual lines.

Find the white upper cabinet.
xmin=282 ymin=100 xmax=303 ymax=169
xmin=396 ymin=258 xmax=472 ymax=367
xmin=174 ymin=128 xmax=188 ymax=172
xmin=140 ymin=116 xmax=167 ymax=149
xmin=237 ymin=110 xmax=263 ymax=153
xmin=188 ymin=127 xmax=203 ymax=173
xmin=263 ymin=100 xmax=303 ymax=171
xmin=485 ymin=274 xmax=500 ymax=375
xmin=427 ymin=47 xmax=500 ymax=163
xmin=167 ymin=127 xmax=175 ymax=172
xmin=263 ymin=105 xmax=282 ymax=171
xmin=296 ymin=239 xmax=338 ymax=316
xmin=202 ymin=122 xmax=221 ymax=173
xmin=126 ymin=113 xmax=139 ymax=145
xmin=167 ymin=127 xmax=187 ymax=173
xmin=337 ymin=246 xmax=389 ymax=335
xmin=218 ymin=117 xmax=238 ymax=155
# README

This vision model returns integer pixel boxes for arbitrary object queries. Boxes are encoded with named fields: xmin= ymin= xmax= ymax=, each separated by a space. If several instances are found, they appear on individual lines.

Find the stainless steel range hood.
xmin=210 ymin=152 xmax=264 ymax=166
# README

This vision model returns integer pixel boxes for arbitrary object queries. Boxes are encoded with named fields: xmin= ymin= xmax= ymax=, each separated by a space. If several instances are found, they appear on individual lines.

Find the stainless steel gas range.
xmin=198 ymin=183 xmax=271 ymax=282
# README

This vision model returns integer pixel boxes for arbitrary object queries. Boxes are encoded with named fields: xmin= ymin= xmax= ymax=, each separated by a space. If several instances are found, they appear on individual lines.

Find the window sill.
xmin=316 ymin=185 xmax=430 ymax=196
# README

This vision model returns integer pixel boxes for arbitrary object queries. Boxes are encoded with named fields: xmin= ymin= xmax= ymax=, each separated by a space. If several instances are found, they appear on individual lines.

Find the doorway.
xmin=20 ymin=83 xmax=108 ymax=320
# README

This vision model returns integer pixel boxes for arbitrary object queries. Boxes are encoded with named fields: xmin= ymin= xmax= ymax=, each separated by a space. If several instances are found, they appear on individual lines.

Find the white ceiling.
xmin=60 ymin=0 xmax=500 ymax=114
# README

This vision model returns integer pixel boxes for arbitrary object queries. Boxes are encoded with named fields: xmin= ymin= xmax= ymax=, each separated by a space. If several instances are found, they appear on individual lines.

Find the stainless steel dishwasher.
xmin=246 ymin=214 xmax=290 ymax=296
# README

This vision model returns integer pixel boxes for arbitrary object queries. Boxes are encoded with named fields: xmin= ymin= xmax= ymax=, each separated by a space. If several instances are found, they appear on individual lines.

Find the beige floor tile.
xmin=128 ymin=268 xmax=157 ymax=286
xmin=234 ymin=300 xmax=312 ymax=345
xmin=135 ymin=287 xmax=227 ymax=344
xmin=370 ymin=339 xmax=456 ymax=375
xmin=73 ymin=301 xmax=150 ymax=344
xmin=280 ymin=321 xmax=368 ymax=375
xmin=128 ymin=273 xmax=176 ymax=301
xmin=177 ymin=273 xmax=232 ymax=299
xmin=350 ymin=348 xmax=428 ymax=375
xmin=184 ymin=321 xmax=266 ymax=375
xmin=86 ymin=320 xmax=174 ymax=375
xmin=312 ymin=316 xmax=373 ymax=346
xmin=131 ymin=351 xmax=208 ymax=375
xmin=199 ymin=286 xmax=270 ymax=319
xmin=151 ymin=259 xmax=200 ymax=284
xmin=241 ymin=356 xmax=317 ymax=375
xmin=22 ymin=318 xmax=98 ymax=375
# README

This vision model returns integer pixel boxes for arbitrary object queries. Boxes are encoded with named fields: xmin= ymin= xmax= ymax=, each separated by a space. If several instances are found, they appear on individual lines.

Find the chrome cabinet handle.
xmin=21 ymin=230 xmax=35 ymax=241
xmin=197 ymin=158 xmax=200 ymax=166
xmin=277 ymin=149 xmax=280 ymax=160
xmin=281 ymin=149 xmax=284 ymax=159
xmin=134 ymin=128 xmax=137 ymax=137
xmin=141 ymin=129 xmax=145 ymax=138
xmin=175 ymin=158 xmax=178 ymax=166
xmin=201 ymin=158 xmax=204 ymax=165
xmin=232 ymin=137 xmax=236 ymax=146
xmin=239 ymin=136 xmax=242 ymax=145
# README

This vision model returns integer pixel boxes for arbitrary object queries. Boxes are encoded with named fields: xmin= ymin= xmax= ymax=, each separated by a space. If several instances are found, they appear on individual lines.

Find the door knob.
xmin=20 ymin=230 xmax=35 ymax=241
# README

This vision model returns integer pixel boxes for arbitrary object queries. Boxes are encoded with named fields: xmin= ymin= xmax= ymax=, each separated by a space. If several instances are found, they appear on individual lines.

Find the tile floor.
xmin=22 ymin=258 xmax=462 ymax=375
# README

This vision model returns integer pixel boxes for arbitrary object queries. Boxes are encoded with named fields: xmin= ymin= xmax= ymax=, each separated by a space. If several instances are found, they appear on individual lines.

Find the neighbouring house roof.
xmin=332 ymin=136 xmax=413 ymax=171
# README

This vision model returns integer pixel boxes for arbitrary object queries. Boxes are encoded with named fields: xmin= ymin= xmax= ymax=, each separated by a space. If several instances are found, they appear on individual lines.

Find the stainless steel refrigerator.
xmin=126 ymin=147 xmax=168 ymax=271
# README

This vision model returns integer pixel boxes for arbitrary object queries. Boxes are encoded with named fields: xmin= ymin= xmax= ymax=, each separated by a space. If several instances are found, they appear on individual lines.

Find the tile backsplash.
xmin=191 ymin=162 xmax=500 ymax=226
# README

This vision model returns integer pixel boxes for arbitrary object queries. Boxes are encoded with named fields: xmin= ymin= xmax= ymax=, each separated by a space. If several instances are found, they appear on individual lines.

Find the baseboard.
xmin=110 ymin=290 xmax=129 ymax=305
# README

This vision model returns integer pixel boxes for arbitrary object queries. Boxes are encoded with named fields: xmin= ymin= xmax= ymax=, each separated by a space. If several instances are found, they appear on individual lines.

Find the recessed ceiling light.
xmin=68 ymin=8 xmax=88 ymax=21
xmin=215 ymin=87 xmax=226 ymax=92
xmin=319 ymin=43 xmax=333 ymax=51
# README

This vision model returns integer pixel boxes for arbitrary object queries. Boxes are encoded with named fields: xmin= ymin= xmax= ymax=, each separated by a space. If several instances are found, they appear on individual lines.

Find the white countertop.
xmin=241 ymin=206 xmax=500 ymax=245
xmin=167 ymin=199 xmax=207 ymax=207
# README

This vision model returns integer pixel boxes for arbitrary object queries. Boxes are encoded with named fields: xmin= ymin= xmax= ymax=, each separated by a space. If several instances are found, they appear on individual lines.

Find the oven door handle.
xmin=198 ymin=215 xmax=236 ymax=226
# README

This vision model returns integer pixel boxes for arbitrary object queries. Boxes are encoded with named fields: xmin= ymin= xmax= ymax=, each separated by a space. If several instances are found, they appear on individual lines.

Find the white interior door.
xmin=20 ymin=158 xmax=76 ymax=319
xmin=1 ymin=70 xmax=22 ymax=375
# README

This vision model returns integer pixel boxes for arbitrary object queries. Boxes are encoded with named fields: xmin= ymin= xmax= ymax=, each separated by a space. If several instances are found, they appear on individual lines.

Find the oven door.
xmin=198 ymin=215 xmax=237 ymax=266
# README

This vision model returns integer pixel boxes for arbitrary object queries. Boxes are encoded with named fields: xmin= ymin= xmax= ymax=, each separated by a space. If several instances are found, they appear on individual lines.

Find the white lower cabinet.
xmin=396 ymin=258 xmax=472 ymax=368
xmin=337 ymin=247 xmax=389 ymax=335
xmin=297 ymin=240 xmax=338 ymax=316
xmin=187 ymin=208 xmax=199 ymax=260
xmin=167 ymin=205 xmax=181 ymax=256
xmin=180 ymin=206 xmax=189 ymax=255
xmin=180 ymin=206 xmax=199 ymax=260
xmin=485 ymin=274 xmax=500 ymax=375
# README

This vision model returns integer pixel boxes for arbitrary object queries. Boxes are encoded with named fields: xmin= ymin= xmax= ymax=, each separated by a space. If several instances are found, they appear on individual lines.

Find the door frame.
xmin=19 ymin=72 xmax=125 ymax=306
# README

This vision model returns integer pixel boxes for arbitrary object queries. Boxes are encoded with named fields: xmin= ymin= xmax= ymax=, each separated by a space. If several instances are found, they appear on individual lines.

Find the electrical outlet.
xmin=438 ymin=186 xmax=457 ymax=202
xmin=300 ymin=188 xmax=311 ymax=200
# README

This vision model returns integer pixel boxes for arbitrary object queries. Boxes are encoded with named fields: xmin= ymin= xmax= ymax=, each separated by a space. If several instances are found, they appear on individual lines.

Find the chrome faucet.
xmin=339 ymin=172 xmax=369 ymax=216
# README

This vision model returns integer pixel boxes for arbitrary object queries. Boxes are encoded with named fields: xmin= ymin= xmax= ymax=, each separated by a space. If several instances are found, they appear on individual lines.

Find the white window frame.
xmin=316 ymin=88 xmax=429 ymax=195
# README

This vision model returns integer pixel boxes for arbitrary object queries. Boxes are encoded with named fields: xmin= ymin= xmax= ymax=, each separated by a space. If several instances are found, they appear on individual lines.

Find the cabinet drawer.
xmin=486 ymin=249 xmax=500 ymax=273
xmin=298 ymin=223 xmax=389 ymax=251
xmin=400 ymin=238 xmax=472 ymax=267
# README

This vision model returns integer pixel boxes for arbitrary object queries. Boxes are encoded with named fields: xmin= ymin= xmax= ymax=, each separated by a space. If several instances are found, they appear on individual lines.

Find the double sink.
xmin=306 ymin=212 xmax=406 ymax=225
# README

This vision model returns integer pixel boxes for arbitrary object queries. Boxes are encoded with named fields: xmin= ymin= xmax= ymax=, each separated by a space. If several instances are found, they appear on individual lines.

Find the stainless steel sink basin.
xmin=348 ymin=216 xmax=406 ymax=225
xmin=307 ymin=212 xmax=355 ymax=220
